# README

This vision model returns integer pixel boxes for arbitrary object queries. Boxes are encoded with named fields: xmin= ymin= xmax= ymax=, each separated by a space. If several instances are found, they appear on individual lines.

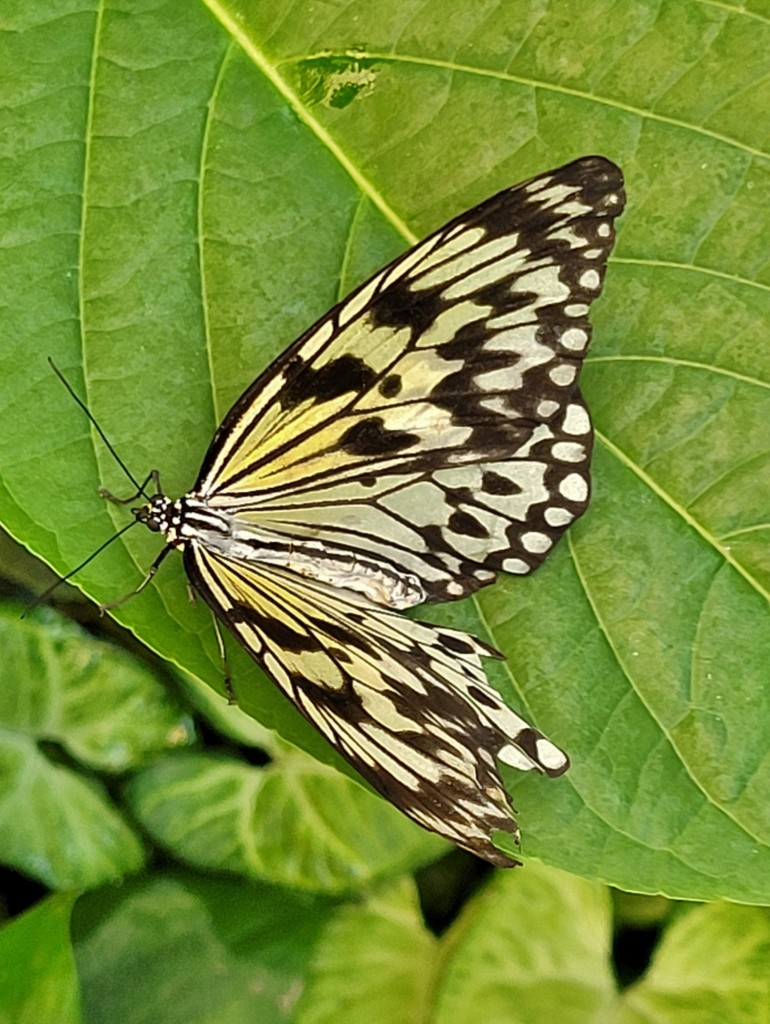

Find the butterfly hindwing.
xmin=184 ymin=541 xmax=569 ymax=866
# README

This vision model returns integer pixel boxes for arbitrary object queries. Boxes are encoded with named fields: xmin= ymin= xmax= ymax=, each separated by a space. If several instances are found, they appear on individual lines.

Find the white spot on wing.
xmin=559 ymin=473 xmax=588 ymax=502
xmin=560 ymin=328 xmax=588 ymax=351
xmin=441 ymin=223 xmax=487 ymax=248
xmin=510 ymin=265 xmax=570 ymax=303
xmin=563 ymin=404 xmax=591 ymax=435
xmin=580 ymin=269 xmax=601 ymax=290
xmin=384 ymin=236 xmax=438 ymax=287
xmin=551 ymin=441 xmax=586 ymax=463
xmin=549 ymin=364 xmax=578 ymax=387
xmin=549 ymin=226 xmax=582 ymax=247
xmin=480 ymin=334 xmax=555 ymax=388
xmin=440 ymin=251 xmax=531 ymax=300
xmin=356 ymin=687 xmax=416 ymax=731
xmin=417 ymin=300 xmax=492 ymax=348
xmin=503 ymin=557 xmax=530 ymax=574
xmin=545 ymin=507 xmax=574 ymax=527
xmin=521 ymin=531 xmax=552 ymax=554
xmin=537 ymin=399 xmax=559 ymax=418
xmin=479 ymin=396 xmax=511 ymax=415
xmin=408 ymin=227 xmax=489 ymax=288
xmin=498 ymin=743 xmax=539 ymax=771
xmin=504 ymin=424 xmax=554 ymax=461
xmin=295 ymin=319 xmax=335 ymax=360
xmin=338 ymin=274 xmax=382 ymax=326
xmin=536 ymin=738 xmax=569 ymax=772
xmin=524 ymin=176 xmax=558 ymax=195
xmin=553 ymin=199 xmax=593 ymax=217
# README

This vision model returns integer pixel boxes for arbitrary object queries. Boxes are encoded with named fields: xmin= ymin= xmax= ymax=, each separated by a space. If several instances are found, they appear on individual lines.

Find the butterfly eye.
xmin=132 ymin=505 xmax=159 ymax=531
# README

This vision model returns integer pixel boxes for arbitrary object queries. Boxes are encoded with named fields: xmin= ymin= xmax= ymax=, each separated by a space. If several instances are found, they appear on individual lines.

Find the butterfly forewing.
xmin=197 ymin=157 xmax=623 ymax=603
xmin=130 ymin=157 xmax=625 ymax=863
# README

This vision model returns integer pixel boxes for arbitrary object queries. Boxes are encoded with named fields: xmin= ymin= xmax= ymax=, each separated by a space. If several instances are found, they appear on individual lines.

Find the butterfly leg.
xmin=98 ymin=543 xmax=172 ymax=613
xmin=209 ymin=611 xmax=236 ymax=704
xmin=184 ymin=585 xmax=236 ymax=702
xmin=98 ymin=469 xmax=163 ymax=505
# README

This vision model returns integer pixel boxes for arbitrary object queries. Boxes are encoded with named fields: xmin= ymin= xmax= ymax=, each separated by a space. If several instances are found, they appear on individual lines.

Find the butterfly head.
xmin=133 ymin=494 xmax=185 ymax=545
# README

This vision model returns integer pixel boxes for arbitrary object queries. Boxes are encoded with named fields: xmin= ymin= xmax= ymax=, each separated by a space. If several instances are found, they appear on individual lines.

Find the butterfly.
xmin=102 ymin=156 xmax=625 ymax=866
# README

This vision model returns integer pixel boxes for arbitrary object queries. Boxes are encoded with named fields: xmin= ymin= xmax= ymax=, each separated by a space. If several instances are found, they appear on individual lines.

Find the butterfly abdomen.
xmin=167 ymin=496 xmax=427 ymax=609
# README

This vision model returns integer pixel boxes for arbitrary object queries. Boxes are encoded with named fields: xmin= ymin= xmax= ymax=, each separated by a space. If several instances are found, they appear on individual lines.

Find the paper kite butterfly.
xmin=85 ymin=156 xmax=625 ymax=865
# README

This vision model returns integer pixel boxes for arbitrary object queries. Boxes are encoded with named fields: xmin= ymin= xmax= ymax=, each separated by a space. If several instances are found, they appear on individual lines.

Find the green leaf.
xmin=173 ymin=666 xmax=280 ymax=750
xmin=0 ymin=895 xmax=81 ymax=1024
xmin=125 ymin=750 xmax=445 ymax=893
xmin=298 ymin=864 xmax=770 ymax=1024
xmin=295 ymin=878 xmax=436 ymax=1024
xmin=433 ymin=865 xmax=617 ymax=1024
xmin=619 ymin=903 xmax=770 ymax=1024
xmin=71 ymin=871 xmax=332 ymax=1024
xmin=0 ymin=604 xmax=194 ymax=772
xmin=612 ymin=890 xmax=673 ymax=931
xmin=298 ymin=862 xmax=616 ymax=1023
xmin=2 ymin=0 xmax=769 ymax=898
xmin=66 ymin=860 xmax=770 ymax=1024
xmin=0 ymin=603 xmax=193 ymax=888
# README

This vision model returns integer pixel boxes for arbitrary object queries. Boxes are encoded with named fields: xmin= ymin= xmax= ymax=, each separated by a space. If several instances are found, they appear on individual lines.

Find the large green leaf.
xmin=64 ymin=863 xmax=770 ymax=1024
xmin=618 ymin=901 xmax=770 ymax=1024
xmin=0 ymin=603 xmax=193 ymax=888
xmin=1 ymin=0 xmax=769 ymax=898
xmin=125 ymin=749 xmax=445 ymax=893
xmin=0 ymin=895 xmax=81 ymax=1024
xmin=71 ymin=872 xmax=333 ymax=1024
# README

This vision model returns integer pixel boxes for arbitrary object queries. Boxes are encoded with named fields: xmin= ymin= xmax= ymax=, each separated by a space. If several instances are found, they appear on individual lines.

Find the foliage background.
xmin=1 ymin=0 xmax=769 ymax=1020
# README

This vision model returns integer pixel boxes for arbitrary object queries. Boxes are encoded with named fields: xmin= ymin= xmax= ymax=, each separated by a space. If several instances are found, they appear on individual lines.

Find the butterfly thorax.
xmin=136 ymin=493 xmax=426 ymax=610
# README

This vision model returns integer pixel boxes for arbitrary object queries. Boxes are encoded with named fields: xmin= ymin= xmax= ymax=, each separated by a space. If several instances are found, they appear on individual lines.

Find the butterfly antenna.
xmin=48 ymin=357 xmax=150 ymax=499
xmin=23 ymin=519 xmax=140 ymax=616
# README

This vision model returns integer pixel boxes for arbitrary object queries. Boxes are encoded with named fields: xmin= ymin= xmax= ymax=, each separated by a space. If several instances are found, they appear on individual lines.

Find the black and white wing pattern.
xmin=137 ymin=156 xmax=625 ymax=864
xmin=183 ymin=543 xmax=568 ymax=866
xmin=196 ymin=156 xmax=625 ymax=605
